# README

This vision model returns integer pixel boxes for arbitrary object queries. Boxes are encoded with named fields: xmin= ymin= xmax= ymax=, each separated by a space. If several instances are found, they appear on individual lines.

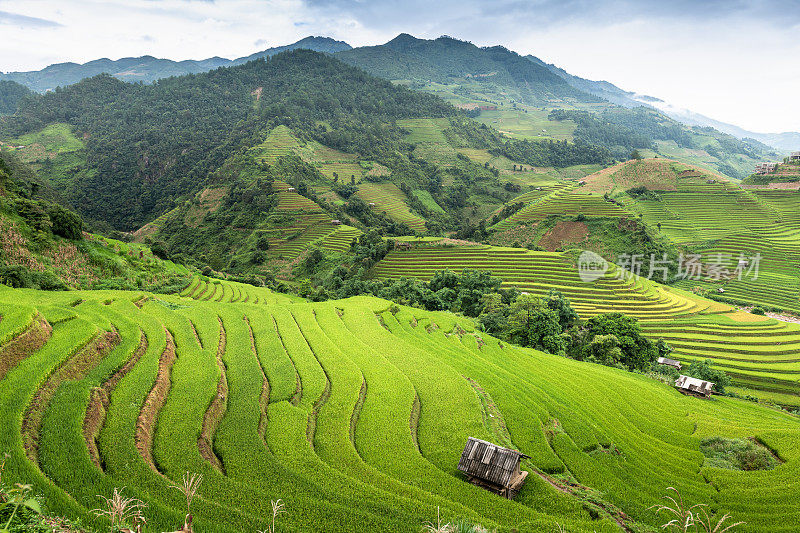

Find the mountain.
xmin=527 ymin=54 xmax=800 ymax=153
xmin=335 ymin=34 xmax=600 ymax=104
xmin=0 ymin=49 xmax=459 ymax=231
xmin=526 ymin=54 xmax=653 ymax=108
xmin=0 ymin=36 xmax=352 ymax=92
xmin=640 ymin=101 xmax=800 ymax=152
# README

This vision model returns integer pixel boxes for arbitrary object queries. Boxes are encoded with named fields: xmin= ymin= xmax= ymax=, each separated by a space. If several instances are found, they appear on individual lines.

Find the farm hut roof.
xmin=457 ymin=438 xmax=529 ymax=488
xmin=658 ymin=357 xmax=681 ymax=368
xmin=675 ymin=375 xmax=714 ymax=394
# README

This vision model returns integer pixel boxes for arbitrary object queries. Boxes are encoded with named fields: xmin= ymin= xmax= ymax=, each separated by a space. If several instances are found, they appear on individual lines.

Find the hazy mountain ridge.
xmin=0 ymin=36 xmax=352 ymax=92
xmin=527 ymin=54 xmax=798 ymax=152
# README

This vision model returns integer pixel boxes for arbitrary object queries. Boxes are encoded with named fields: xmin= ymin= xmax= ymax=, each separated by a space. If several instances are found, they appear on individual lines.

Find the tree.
xmin=527 ymin=307 xmax=567 ymax=355
xmin=630 ymin=149 xmax=644 ymax=160
xmin=584 ymin=334 xmax=623 ymax=367
xmin=584 ymin=313 xmax=656 ymax=371
xmin=685 ymin=360 xmax=731 ymax=393
xmin=47 ymin=204 xmax=83 ymax=240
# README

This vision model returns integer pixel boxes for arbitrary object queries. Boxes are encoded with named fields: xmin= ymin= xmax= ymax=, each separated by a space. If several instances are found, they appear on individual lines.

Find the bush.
xmin=47 ymin=204 xmax=83 ymax=240
xmin=0 ymin=264 xmax=33 ymax=288
xmin=751 ymin=306 xmax=766 ymax=315
xmin=685 ymin=359 xmax=731 ymax=393
xmin=700 ymin=436 xmax=777 ymax=471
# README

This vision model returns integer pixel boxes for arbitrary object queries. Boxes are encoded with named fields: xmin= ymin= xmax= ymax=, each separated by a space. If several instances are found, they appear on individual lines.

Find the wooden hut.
xmin=457 ymin=438 xmax=529 ymax=499
xmin=675 ymin=375 xmax=714 ymax=398
xmin=657 ymin=357 xmax=682 ymax=371
xmin=331 ymin=219 xmax=342 ymax=225
xmin=789 ymin=151 xmax=800 ymax=161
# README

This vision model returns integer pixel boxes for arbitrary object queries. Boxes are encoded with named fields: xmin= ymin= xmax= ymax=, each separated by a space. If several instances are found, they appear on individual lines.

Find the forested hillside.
xmin=0 ymin=50 xmax=457 ymax=230
xmin=0 ymin=80 xmax=31 ymax=115
xmin=336 ymin=35 xmax=778 ymax=179
xmin=336 ymin=34 xmax=598 ymax=104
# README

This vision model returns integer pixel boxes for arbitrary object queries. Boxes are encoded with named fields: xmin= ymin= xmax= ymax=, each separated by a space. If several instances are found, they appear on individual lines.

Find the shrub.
xmin=700 ymin=437 xmax=777 ymax=471
xmin=751 ymin=306 xmax=766 ymax=315
xmin=0 ymin=265 xmax=33 ymax=288
xmin=46 ymin=204 xmax=83 ymax=240
xmin=685 ymin=359 xmax=731 ymax=393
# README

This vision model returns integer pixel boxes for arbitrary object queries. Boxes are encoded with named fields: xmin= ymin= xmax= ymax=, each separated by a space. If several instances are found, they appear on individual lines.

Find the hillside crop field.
xmin=371 ymin=243 xmax=800 ymax=408
xmin=2 ymin=282 xmax=800 ymax=532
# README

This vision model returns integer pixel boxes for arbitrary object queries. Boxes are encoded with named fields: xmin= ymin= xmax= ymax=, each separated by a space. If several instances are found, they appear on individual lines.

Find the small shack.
xmin=457 ymin=438 xmax=529 ymax=499
xmin=331 ymin=219 xmax=342 ymax=225
xmin=657 ymin=357 xmax=682 ymax=371
xmin=755 ymin=162 xmax=778 ymax=175
xmin=789 ymin=151 xmax=800 ymax=162
xmin=675 ymin=375 xmax=714 ymax=398
xmin=287 ymin=187 xmax=296 ymax=192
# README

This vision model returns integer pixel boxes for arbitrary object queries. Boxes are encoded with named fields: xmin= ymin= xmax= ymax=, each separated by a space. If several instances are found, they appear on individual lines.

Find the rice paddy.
xmin=2 ymin=281 xmax=800 ymax=532
xmin=371 ymin=243 xmax=800 ymax=407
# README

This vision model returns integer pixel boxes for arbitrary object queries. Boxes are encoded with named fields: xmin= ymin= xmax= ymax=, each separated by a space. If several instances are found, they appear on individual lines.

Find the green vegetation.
xmin=0 ymin=156 xmax=190 ymax=292
xmin=0 ymin=81 xmax=31 ymax=116
xmin=700 ymin=437 xmax=778 ymax=471
xmin=1 ymin=283 xmax=797 ymax=532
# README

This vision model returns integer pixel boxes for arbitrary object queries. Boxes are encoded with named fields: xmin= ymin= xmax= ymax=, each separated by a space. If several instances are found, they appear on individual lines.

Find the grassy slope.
xmin=370 ymin=242 xmax=800 ymax=407
xmin=2 ymin=283 xmax=800 ymax=532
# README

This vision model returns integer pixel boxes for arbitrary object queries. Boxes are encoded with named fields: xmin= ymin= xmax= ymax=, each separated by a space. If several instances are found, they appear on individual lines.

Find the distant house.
xmin=457 ymin=438 xmax=530 ymax=499
xmin=287 ymin=187 xmax=296 ymax=192
xmin=368 ymin=202 xmax=376 ymax=206
xmin=675 ymin=375 xmax=714 ymax=398
xmin=331 ymin=219 xmax=342 ymax=225
xmin=395 ymin=242 xmax=413 ymax=251
xmin=790 ymin=151 xmax=800 ymax=161
xmin=657 ymin=357 xmax=682 ymax=370
xmin=755 ymin=163 xmax=778 ymax=175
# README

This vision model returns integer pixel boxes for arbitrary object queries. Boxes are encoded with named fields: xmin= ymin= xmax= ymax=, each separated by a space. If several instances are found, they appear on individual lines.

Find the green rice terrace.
xmin=370 ymin=243 xmax=800 ymax=408
xmin=482 ymin=159 xmax=800 ymax=314
xmin=3 ymin=280 xmax=800 ymax=532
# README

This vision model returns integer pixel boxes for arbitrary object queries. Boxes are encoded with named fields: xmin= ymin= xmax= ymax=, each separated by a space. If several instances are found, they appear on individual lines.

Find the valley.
xmin=1 ymin=28 xmax=799 ymax=533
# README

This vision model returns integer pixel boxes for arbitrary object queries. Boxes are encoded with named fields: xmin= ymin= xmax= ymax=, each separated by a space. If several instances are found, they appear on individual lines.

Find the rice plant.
xmin=92 ymin=488 xmax=147 ymax=532
xmin=650 ymin=487 xmax=743 ymax=533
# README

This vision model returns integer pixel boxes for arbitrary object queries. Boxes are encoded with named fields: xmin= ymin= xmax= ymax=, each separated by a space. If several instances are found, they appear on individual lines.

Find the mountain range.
xmin=0 ymin=34 xmax=796 ymax=151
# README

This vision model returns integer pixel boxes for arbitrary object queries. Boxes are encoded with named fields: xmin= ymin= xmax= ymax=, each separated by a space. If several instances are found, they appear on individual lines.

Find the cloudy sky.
xmin=1 ymin=0 xmax=798 ymax=133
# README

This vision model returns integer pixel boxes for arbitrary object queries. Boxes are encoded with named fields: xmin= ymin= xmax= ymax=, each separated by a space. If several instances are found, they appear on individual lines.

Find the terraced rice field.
xmin=356 ymin=182 xmax=427 ymax=232
xmin=248 ymin=125 xmax=303 ymax=165
xmin=493 ymin=186 xmax=629 ymax=230
xmin=3 ymin=283 xmax=800 ymax=532
xmin=318 ymin=225 xmax=362 ymax=253
xmin=371 ymin=244 xmax=800 ymax=406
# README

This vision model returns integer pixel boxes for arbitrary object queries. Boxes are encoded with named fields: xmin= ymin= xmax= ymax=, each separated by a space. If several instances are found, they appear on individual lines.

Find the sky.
xmin=0 ymin=0 xmax=798 ymax=133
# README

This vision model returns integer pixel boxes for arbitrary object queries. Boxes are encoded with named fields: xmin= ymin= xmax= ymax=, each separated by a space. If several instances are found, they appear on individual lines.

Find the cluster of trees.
xmin=493 ymin=138 xmax=612 ymax=168
xmin=478 ymin=290 xmax=672 ymax=372
xmin=0 ymin=80 xmax=31 ymax=115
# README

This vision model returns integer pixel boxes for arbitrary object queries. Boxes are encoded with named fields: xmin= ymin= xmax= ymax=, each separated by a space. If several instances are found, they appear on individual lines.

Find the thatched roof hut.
xmin=457 ymin=438 xmax=530 ymax=499
xmin=675 ymin=375 xmax=714 ymax=397
xmin=657 ymin=357 xmax=682 ymax=370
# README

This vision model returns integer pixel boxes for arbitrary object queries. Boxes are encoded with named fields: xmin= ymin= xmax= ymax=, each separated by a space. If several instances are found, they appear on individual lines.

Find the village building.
xmin=675 ymin=375 xmax=714 ymax=398
xmin=331 ymin=219 xmax=342 ymax=225
xmin=790 ymin=151 xmax=800 ymax=162
xmin=755 ymin=163 xmax=778 ymax=175
xmin=287 ymin=186 xmax=296 ymax=192
xmin=657 ymin=357 xmax=682 ymax=371
xmin=457 ymin=437 xmax=529 ymax=499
